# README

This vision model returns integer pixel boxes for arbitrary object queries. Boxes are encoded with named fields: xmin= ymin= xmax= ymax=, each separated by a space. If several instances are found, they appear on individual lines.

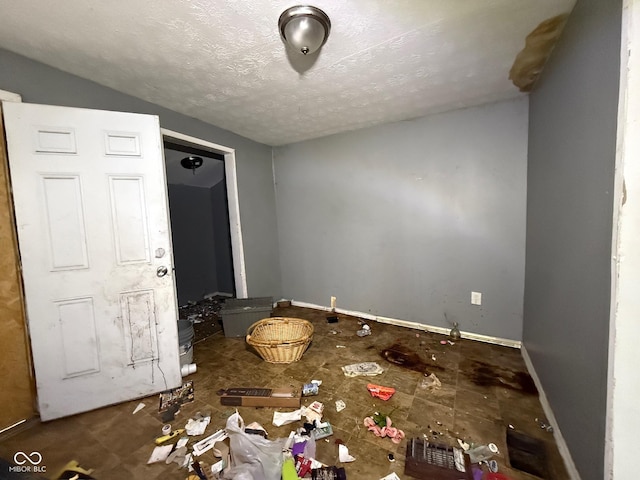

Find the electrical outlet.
xmin=471 ymin=291 xmax=482 ymax=306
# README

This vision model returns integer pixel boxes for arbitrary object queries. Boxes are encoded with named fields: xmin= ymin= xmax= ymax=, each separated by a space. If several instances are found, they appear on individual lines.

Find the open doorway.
xmin=161 ymin=129 xmax=248 ymax=340
xmin=163 ymin=141 xmax=234 ymax=303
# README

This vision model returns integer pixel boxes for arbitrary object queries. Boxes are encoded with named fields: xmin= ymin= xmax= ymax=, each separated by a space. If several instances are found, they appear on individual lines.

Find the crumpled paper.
xmin=185 ymin=413 xmax=210 ymax=436
xmin=420 ymin=373 xmax=442 ymax=390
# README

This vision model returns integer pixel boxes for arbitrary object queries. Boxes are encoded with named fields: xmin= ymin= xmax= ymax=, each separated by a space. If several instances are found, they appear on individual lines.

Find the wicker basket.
xmin=246 ymin=317 xmax=314 ymax=364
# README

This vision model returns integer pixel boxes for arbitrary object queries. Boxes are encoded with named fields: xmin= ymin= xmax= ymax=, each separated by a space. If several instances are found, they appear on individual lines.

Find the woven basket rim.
xmin=247 ymin=316 xmax=313 ymax=334
xmin=246 ymin=317 xmax=314 ymax=352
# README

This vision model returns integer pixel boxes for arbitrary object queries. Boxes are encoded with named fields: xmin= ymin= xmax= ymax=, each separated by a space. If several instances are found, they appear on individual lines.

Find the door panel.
xmin=2 ymin=102 xmax=181 ymax=421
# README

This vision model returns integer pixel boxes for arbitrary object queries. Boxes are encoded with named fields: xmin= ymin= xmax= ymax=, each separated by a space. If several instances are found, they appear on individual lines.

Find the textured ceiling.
xmin=0 ymin=0 xmax=575 ymax=146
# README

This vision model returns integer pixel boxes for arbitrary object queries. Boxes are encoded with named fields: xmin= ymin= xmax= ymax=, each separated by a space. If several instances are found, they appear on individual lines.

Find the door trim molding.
xmin=0 ymin=90 xmax=22 ymax=102
xmin=160 ymin=128 xmax=248 ymax=298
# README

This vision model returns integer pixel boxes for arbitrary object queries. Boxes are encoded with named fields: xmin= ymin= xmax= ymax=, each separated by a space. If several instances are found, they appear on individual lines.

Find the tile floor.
xmin=0 ymin=306 xmax=568 ymax=479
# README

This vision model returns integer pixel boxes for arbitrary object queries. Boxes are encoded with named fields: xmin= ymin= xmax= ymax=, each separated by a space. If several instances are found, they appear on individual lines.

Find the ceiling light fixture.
xmin=279 ymin=5 xmax=331 ymax=55
xmin=180 ymin=155 xmax=203 ymax=175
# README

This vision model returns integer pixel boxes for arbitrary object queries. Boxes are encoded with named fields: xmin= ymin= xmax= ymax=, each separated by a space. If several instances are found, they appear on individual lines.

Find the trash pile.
xmin=179 ymin=296 xmax=225 ymax=342
xmin=143 ymin=380 xmax=360 ymax=480
xmin=141 ymin=314 xmax=526 ymax=480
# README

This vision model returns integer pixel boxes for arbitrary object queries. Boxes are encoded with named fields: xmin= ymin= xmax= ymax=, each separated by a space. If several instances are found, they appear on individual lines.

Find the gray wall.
xmin=0 ymin=48 xmax=281 ymax=299
xmin=523 ymin=0 xmax=621 ymax=478
xmin=274 ymin=98 xmax=528 ymax=340
xmin=168 ymin=184 xmax=219 ymax=305
xmin=210 ymin=180 xmax=235 ymax=294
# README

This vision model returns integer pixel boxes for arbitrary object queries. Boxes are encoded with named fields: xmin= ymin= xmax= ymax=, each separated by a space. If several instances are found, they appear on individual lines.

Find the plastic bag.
xmin=224 ymin=410 xmax=283 ymax=480
xmin=302 ymin=434 xmax=316 ymax=459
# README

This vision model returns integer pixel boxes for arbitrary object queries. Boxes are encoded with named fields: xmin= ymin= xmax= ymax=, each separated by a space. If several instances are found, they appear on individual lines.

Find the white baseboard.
xmin=288 ymin=300 xmax=521 ymax=348
xmin=521 ymin=345 xmax=581 ymax=480
xmin=285 ymin=299 xmax=577 ymax=475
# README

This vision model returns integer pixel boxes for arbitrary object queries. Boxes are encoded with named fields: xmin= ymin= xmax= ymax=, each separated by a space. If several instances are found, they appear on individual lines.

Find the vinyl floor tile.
xmin=0 ymin=306 xmax=570 ymax=480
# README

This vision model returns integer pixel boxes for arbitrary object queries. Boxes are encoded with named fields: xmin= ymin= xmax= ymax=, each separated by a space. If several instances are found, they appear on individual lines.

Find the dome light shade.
xmin=279 ymin=5 xmax=331 ymax=55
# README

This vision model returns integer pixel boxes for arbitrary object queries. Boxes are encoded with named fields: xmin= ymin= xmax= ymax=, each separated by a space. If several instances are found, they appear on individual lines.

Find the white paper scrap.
xmin=380 ymin=473 xmax=401 ymax=480
xmin=185 ymin=415 xmax=210 ymax=436
xmin=147 ymin=445 xmax=173 ymax=464
xmin=341 ymin=362 xmax=384 ymax=377
xmin=132 ymin=402 xmax=145 ymax=414
xmin=273 ymin=408 xmax=303 ymax=427
xmin=176 ymin=437 xmax=189 ymax=449
xmin=303 ymin=405 xmax=323 ymax=424
xmin=192 ymin=429 xmax=228 ymax=457
xmin=284 ymin=431 xmax=296 ymax=451
xmin=338 ymin=444 xmax=356 ymax=462
xmin=311 ymin=458 xmax=325 ymax=469
xmin=335 ymin=400 xmax=346 ymax=412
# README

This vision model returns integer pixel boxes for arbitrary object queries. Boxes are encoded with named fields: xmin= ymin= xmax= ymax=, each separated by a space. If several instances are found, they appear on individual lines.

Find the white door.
xmin=2 ymin=102 xmax=182 ymax=421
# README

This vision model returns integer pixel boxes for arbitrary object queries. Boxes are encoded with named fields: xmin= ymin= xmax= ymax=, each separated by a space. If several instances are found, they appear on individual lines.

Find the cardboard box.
xmin=219 ymin=387 xmax=301 ymax=408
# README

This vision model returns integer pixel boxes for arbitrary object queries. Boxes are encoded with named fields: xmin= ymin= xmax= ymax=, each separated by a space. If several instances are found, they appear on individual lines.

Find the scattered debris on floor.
xmin=185 ymin=412 xmax=211 ymax=436
xmin=535 ymin=417 xmax=554 ymax=432
xmin=445 ymin=312 xmax=462 ymax=341
xmin=51 ymin=460 xmax=96 ymax=480
xmin=155 ymin=428 xmax=185 ymax=445
xmin=420 ymin=372 xmax=442 ymax=390
xmin=405 ymin=437 xmax=471 ymax=479
xmin=147 ymin=444 xmax=173 ymax=464
xmin=356 ymin=323 xmax=371 ymax=337
xmin=380 ymin=473 xmax=400 ymax=480
xmin=273 ymin=408 xmax=303 ymax=427
xmin=303 ymin=380 xmax=320 ymax=396
xmin=338 ymin=444 xmax=355 ymax=462
xmin=159 ymin=381 xmax=195 ymax=421
xmin=466 ymin=442 xmax=499 ymax=463
xmin=364 ymin=412 xmax=406 ymax=443
xmin=179 ymin=296 xmax=225 ymax=342
xmin=181 ymin=362 xmax=197 ymax=377
xmin=366 ymin=383 xmax=396 ymax=400
xmin=311 ymin=466 xmax=347 ymax=479
xmin=341 ymin=362 xmax=384 ymax=376
xmin=2 ymin=305 xmax=569 ymax=480
xmin=218 ymin=386 xmax=301 ymax=408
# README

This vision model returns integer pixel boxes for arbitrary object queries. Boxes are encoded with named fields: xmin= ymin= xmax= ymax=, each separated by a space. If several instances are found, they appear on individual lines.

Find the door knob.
xmin=156 ymin=266 xmax=168 ymax=277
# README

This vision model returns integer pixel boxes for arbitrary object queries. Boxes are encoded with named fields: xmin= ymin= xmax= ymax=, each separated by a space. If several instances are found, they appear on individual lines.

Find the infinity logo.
xmin=13 ymin=451 xmax=42 ymax=465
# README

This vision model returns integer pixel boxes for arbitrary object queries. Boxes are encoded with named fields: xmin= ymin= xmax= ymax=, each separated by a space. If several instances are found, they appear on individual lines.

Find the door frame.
xmin=161 ymin=128 xmax=248 ymax=299
xmin=0 ymin=92 xmax=37 ymax=432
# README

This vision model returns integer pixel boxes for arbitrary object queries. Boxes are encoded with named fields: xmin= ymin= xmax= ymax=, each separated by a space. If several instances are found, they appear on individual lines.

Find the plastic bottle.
xmin=449 ymin=322 xmax=461 ymax=341
xmin=467 ymin=443 xmax=498 ymax=463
